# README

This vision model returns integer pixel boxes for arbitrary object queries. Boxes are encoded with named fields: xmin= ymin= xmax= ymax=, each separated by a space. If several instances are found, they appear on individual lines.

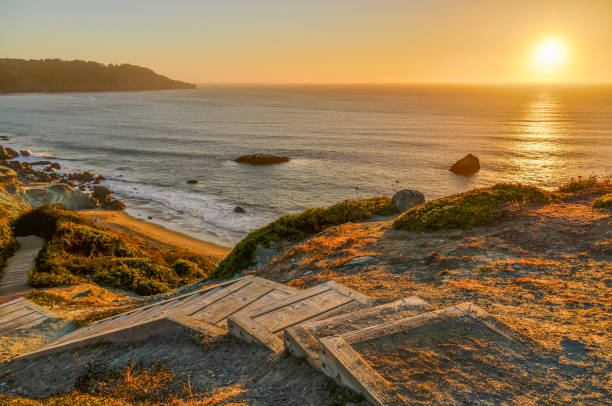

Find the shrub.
xmin=393 ymin=183 xmax=553 ymax=232
xmin=14 ymin=204 xmax=215 ymax=295
xmin=0 ymin=206 xmax=18 ymax=277
xmin=212 ymin=196 xmax=396 ymax=280
xmin=592 ymin=193 xmax=612 ymax=209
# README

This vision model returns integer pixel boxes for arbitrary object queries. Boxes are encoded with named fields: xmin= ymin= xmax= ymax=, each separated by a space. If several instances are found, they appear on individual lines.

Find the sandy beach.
xmin=80 ymin=209 xmax=231 ymax=260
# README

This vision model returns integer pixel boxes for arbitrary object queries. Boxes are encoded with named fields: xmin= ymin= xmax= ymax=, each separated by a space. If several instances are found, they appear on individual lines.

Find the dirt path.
xmin=0 ymin=236 xmax=43 ymax=296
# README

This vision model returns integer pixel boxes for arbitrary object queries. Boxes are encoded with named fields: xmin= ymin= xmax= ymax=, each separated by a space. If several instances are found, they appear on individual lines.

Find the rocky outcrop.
xmin=450 ymin=154 xmax=480 ymax=176
xmin=92 ymin=186 xmax=112 ymax=201
xmin=234 ymin=206 xmax=246 ymax=214
xmin=68 ymin=171 xmax=95 ymax=182
xmin=0 ymin=166 xmax=17 ymax=183
xmin=392 ymin=190 xmax=425 ymax=213
xmin=25 ymin=184 xmax=97 ymax=210
xmin=234 ymin=154 xmax=290 ymax=165
xmin=20 ymin=150 xmax=30 ymax=156
xmin=187 ymin=179 xmax=198 ymax=184
xmin=101 ymin=197 xmax=126 ymax=211
xmin=0 ymin=146 xmax=18 ymax=160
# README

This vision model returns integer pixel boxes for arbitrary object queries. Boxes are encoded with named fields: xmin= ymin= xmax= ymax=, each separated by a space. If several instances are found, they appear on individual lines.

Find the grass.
xmin=556 ymin=175 xmax=611 ymax=195
xmin=393 ymin=183 xmax=553 ymax=231
xmin=592 ymin=193 xmax=612 ymax=209
xmin=73 ymin=306 xmax=135 ymax=328
xmin=0 ymin=206 xmax=18 ymax=279
xmin=13 ymin=204 xmax=215 ymax=295
xmin=212 ymin=196 xmax=396 ymax=280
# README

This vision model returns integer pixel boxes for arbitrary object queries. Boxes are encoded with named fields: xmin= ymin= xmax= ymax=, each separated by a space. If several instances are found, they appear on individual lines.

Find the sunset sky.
xmin=1 ymin=0 xmax=611 ymax=84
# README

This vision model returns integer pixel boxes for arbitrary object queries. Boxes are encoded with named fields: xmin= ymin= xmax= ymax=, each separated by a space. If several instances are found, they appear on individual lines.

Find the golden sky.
xmin=1 ymin=0 xmax=611 ymax=84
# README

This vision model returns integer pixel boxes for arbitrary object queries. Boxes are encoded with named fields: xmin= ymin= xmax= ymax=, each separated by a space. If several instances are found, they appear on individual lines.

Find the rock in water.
xmin=92 ymin=185 xmax=112 ymax=201
xmin=392 ymin=190 xmax=425 ymax=212
xmin=20 ymin=150 xmax=31 ymax=156
xmin=450 ymin=154 xmax=480 ymax=175
xmin=187 ymin=179 xmax=198 ymax=184
xmin=234 ymin=206 xmax=246 ymax=213
xmin=0 ymin=145 xmax=18 ymax=159
xmin=234 ymin=154 xmax=290 ymax=165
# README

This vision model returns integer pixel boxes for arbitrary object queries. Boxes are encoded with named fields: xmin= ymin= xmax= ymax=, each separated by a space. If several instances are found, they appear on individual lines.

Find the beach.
xmin=80 ymin=209 xmax=230 ymax=260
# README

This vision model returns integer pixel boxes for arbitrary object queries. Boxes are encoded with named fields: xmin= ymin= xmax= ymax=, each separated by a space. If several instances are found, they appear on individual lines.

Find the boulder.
xmin=20 ymin=150 xmax=31 ymax=156
xmin=92 ymin=185 xmax=112 ymax=201
xmin=187 ymin=179 xmax=198 ymax=184
xmin=50 ymin=162 xmax=61 ymax=170
xmin=234 ymin=206 xmax=246 ymax=214
xmin=0 ymin=146 xmax=18 ymax=160
xmin=391 ymin=189 xmax=425 ymax=213
xmin=450 ymin=154 xmax=480 ymax=176
xmin=68 ymin=171 xmax=95 ymax=182
xmin=234 ymin=154 xmax=290 ymax=165
xmin=102 ymin=198 xmax=126 ymax=211
xmin=30 ymin=160 xmax=52 ymax=166
xmin=0 ymin=166 xmax=18 ymax=183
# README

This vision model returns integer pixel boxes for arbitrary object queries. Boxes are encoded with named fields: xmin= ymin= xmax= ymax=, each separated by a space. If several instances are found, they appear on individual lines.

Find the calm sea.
xmin=1 ymin=85 xmax=611 ymax=246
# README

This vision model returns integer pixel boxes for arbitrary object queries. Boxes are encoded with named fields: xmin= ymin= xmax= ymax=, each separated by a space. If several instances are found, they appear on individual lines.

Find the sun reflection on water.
xmin=509 ymin=91 xmax=571 ymax=186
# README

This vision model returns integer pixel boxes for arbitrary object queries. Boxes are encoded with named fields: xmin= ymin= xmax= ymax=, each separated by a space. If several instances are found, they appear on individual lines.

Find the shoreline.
xmin=79 ymin=209 xmax=231 ymax=260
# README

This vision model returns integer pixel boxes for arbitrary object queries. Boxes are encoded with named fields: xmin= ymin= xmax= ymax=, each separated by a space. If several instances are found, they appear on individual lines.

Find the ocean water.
xmin=1 ymin=85 xmax=611 ymax=246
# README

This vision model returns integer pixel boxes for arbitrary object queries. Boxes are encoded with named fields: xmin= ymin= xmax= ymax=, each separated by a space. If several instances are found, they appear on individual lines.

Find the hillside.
xmin=0 ymin=59 xmax=195 ymax=93
xmin=0 ymin=177 xmax=610 ymax=405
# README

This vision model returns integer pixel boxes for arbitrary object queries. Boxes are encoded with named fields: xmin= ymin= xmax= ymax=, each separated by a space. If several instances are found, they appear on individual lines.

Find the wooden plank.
xmin=0 ymin=302 xmax=24 ymax=317
xmin=190 ymin=284 xmax=274 ymax=325
xmin=227 ymin=313 xmax=284 ymax=353
xmin=0 ymin=298 xmax=25 ymax=310
xmin=247 ymin=284 xmax=331 ymax=318
xmin=284 ymin=297 xmax=432 ymax=369
xmin=0 ymin=307 xmax=36 ymax=324
xmin=0 ymin=312 xmax=45 ymax=335
xmin=236 ymin=289 xmax=297 ymax=318
xmin=318 ymin=335 xmax=392 ymax=406
xmin=173 ymin=278 xmax=255 ymax=316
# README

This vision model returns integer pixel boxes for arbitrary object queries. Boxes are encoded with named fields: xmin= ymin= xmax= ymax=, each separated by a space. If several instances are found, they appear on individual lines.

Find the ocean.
xmin=1 ymin=85 xmax=611 ymax=247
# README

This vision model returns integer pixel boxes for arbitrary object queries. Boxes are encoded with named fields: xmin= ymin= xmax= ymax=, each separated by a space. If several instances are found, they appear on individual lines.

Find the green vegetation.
xmin=0 ymin=206 xmax=18 ymax=278
xmin=212 ymin=197 xmax=396 ymax=280
xmin=393 ymin=183 xmax=553 ymax=232
xmin=73 ymin=307 xmax=134 ymax=328
xmin=556 ymin=175 xmax=610 ymax=195
xmin=592 ymin=193 xmax=612 ymax=209
xmin=0 ymin=58 xmax=195 ymax=93
xmin=13 ymin=204 xmax=214 ymax=295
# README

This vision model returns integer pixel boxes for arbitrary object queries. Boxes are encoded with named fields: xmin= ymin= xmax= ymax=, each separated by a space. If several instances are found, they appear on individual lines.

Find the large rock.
xmin=0 ymin=166 xmax=18 ymax=183
xmin=234 ymin=154 xmax=290 ymax=165
xmin=450 ymin=154 xmax=480 ymax=176
xmin=102 ymin=198 xmax=126 ymax=211
xmin=392 ymin=190 xmax=425 ymax=213
xmin=92 ymin=185 xmax=112 ymax=201
xmin=0 ymin=146 xmax=18 ymax=160
xmin=68 ymin=171 xmax=95 ymax=182
xmin=25 ymin=184 xmax=98 ymax=210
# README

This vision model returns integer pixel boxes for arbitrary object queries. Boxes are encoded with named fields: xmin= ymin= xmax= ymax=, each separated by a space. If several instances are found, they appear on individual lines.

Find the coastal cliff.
xmin=0 ymin=59 xmax=196 ymax=93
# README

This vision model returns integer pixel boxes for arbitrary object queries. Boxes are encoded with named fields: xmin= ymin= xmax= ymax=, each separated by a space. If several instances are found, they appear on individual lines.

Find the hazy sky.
xmin=1 ymin=0 xmax=611 ymax=84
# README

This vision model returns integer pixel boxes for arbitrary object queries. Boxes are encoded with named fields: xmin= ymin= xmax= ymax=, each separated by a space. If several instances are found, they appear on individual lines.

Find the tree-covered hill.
xmin=0 ymin=58 xmax=196 ymax=93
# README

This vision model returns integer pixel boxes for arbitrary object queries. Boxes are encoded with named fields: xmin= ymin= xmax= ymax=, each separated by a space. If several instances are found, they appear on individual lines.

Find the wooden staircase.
xmin=16 ymin=276 xmax=536 ymax=406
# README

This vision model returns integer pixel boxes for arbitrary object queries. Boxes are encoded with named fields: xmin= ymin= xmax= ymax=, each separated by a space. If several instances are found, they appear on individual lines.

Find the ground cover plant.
xmin=592 ymin=193 xmax=611 ymax=209
xmin=393 ymin=183 xmax=554 ymax=231
xmin=12 ymin=204 xmax=214 ymax=295
xmin=212 ymin=196 xmax=396 ymax=280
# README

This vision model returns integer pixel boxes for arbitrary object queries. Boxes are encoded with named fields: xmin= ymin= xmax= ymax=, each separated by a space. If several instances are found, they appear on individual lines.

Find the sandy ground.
xmin=80 ymin=209 xmax=231 ymax=260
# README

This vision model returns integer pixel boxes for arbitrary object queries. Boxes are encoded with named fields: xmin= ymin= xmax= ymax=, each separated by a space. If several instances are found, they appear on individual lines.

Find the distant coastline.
xmin=0 ymin=58 xmax=195 ymax=93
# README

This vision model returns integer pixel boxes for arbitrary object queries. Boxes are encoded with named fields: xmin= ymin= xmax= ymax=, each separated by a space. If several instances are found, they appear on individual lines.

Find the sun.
xmin=532 ymin=38 xmax=567 ymax=71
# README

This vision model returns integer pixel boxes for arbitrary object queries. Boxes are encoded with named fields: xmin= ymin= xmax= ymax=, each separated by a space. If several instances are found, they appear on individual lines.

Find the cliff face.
xmin=0 ymin=59 xmax=196 ymax=93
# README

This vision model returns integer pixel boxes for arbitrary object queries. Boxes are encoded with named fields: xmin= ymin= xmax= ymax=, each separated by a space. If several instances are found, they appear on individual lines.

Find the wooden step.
xmin=0 ymin=298 xmax=61 ymax=336
xmin=227 ymin=280 xmax=374 ymax=353
xmin=0 ymin=235 xmax=44 ymax=296
xmin=317 ymin=302 xmax=541 ymax=406
xmin=284 ymin=296 xmax=432 ymax=370
xmin=17 ymin=276 xmax=298 ymax=359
